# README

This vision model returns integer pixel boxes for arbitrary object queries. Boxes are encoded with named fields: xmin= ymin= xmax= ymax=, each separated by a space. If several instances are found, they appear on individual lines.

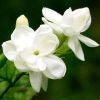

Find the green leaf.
xmin=1 ymin=74 xmax=35 ymax=100
xmin=0 ymin=53 xmax=7 ymax=69
xmin=0 ymin=59 xmax=35 ymax=99
xmin=0 ymin=60 xmax=16 ymax=83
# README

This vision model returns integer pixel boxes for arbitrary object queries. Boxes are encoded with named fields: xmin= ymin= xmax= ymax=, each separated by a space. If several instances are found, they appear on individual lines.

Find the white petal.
xmin=42 ymin=17 xmax=63 ymax=33
xmin=35 ymin=24 xmax=52 ymax=34
xmin=2 ymin=40 xmax=17 ymax=61
xmin=60 ymin=24 xmax=77 ymax=37
xmin=14 ymin=53 xmax=30 ymax=72
xmin=62 ymin=7 xmax=73 ymax=25
xmin=29 ymin=57 xmax=46 ymax=71
xmin=27 ymin=57 xmax=46 ymax=72
xmin=41 ymin=74 xmax=48 ymax=91
xmin=43 ymin=55 xmax=66 ymax=79
xmin=33 ymin=33 xmax=59 ymax=56
xmin=17 ymin=49 xmax=46 ymax=72
xmin=81 ymin=16 xmax=91 ymax=32
xmin=11 ymin=26 xmax=35 ymax=50
xmin=73 ymin=7 xmax=91 ymax=32
xmin=68 ymin=37 xmax=85 ymax=61
xmin=29 ymin=72 xmax=42 ymax=92
xmin=42 ymin=7 xmax=62 ymax=24
xmin=42 ymin=17 xmax=65 ymax=43
xmin=78 ymin=34 xmax=99 ymax=47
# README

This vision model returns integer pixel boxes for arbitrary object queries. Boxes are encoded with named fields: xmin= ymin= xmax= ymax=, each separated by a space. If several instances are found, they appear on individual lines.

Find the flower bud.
xmin=16 ymin=15 xmax=29 ymax=27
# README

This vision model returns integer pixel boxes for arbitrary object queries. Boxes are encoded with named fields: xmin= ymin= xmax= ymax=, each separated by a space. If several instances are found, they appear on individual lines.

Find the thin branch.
xmin=0 ymin=72 xmax=25 ymax=98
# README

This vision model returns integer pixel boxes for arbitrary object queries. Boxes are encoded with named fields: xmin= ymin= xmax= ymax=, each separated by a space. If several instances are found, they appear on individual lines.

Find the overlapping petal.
xmin=68 ymin=37 xmax=85 ymax=61
xmin=62 ymin=7 xmax=73 ymax=25
xmin=33 ymin=33 xmax=59 ymax=56
xmin=43 ymin=55 xmax=66 ymax=79
xmin=42 ymin=7 xmax=62 ymax=24
xmin=72 ymin=7 xmax=91 ymax=32
xmin=2 ymin=40 xmax=17 ymax=61
xmin=14 ymin=53 xmax=30 ymax=72
xmin=11 ymin=26 xmax=35 ymax=50
xmin=29 ymin=72 xmax=42 ymax=92
xmin=35 ymin=24 xmax=52 ymax=34
xmin=60 ymin=24 xmax=76 ymax=37
xmin=41 ymin=74 xmax=48 ymax=91
xmin=15 ymin=49 xmax=46 ymax=72
xmin=42 ymin=17 xmax=63 ymax=34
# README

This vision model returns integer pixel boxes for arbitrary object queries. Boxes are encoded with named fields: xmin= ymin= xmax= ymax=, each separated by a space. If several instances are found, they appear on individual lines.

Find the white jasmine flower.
xmin=14 ymin=25 xmax=66 ymax=92
xmin=2 ymin=15 xmax=66 ymax=92
xmin=42 ymin=7 xmax=99 ymax=61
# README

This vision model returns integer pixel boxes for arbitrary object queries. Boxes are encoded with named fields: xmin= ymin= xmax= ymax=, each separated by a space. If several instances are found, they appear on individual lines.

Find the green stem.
xmin=0 ymin=72 xmax=25 ymax=98
xmin=54 ymin=39 xmax=70 ymax=57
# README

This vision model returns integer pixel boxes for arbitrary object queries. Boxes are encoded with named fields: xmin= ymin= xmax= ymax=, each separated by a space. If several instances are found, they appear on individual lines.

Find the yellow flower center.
xmin=34 ymin=50 xmax=39 ymax=55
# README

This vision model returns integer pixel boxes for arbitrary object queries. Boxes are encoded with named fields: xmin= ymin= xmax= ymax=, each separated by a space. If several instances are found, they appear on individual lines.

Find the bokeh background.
xmin=0 ymin=0 xmax=100 ymax=100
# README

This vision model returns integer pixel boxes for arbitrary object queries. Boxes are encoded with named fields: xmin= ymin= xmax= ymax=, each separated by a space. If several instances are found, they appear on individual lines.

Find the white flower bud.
xmin=16 ymin=15 xmax=29 ymax=27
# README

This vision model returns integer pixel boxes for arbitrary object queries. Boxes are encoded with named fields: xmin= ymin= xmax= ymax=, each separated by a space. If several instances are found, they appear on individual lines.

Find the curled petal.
xmin=29 ymin=72 xmax=42 ymax=92
xmin=78 ymin=34 xmax=99 ymax=47
xmin=68 ymin=37 xmax=85 ymax=61
xmin=11 ymin=26 xmax=35 ymax=49
xmin=43 ymin=55 xmax=66 ymax=79
xmin=2 ymin=40 xmax=17 ymax=61
xmin=73 ymin=7 xmax=91 ymax=32
xmin=42 ymin=7 xmax=62 ymax=24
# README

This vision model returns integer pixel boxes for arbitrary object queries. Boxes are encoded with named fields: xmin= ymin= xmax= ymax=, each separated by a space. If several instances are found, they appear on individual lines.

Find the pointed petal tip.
xmin=95 ymin=43 xmax=99 ymax=47
xmin=88 ymin=42 xmax=100 ymax=47
xmin=68 ymin=7 xmax=72 ymax=11
xmin=76 ymin=54 xmax=85 ymax=61
xmin=91 ymin=42 xmax=99 ymax=47
xmin=80 ymin=57 xmax=85 ymax=61
xmin=75 ymin=52 xmax=85 ymax=61
xmin=78 ymin=35 xmax=99 ymax=47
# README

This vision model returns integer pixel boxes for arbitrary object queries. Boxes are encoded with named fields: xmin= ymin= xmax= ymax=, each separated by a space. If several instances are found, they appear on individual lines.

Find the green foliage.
xmin=1 ymin=75 xmax=35 ymax=100
xmin=0 ymin=60 xmax=15 ymax=83
xmin=0 ymin=59 xmax=35 ymax=100
xmin=0 ymin=54 xmax=7 ymax=69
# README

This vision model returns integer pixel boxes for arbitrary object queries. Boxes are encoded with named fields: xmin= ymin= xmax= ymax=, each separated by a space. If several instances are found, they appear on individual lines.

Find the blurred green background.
xmin=0 ymin=0 xmax=100 ymax=100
